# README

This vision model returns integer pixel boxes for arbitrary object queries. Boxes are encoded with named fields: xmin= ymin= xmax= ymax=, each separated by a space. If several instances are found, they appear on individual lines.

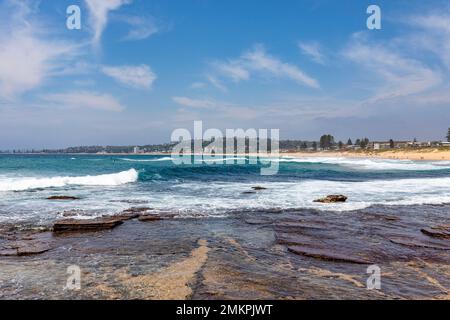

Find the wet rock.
xmin=61 ymin=210 xmax=84 ymax=217
xmin=252 ymin=186 xmax=267 ymax=191
xmin=53 ymin=217 xmax=124 ymax=233
xmin=138 ymin=212 xmax=176 ymax=222
xmin=47 ymin=196 xmax=80 ymax=200
xmin=287 ymin=246 xmax=372 ymax=264
xmin=0 ymin=248 xmax=17 ymax=256
xmin=313 ymin=195 xmax=348 ymax=203
xmin=123 ymin=207 xmax=152 ymax=214
xmin=111 ymin=212 xmax=140 ymax=221
xmin=138 ymin=215 xmax=162 ymax=222
xmin=389 ymin=237 xmax=450 ymax=250
xmin=16 ymin=242 xmax=51 ymax=256
xmin=244 ymin=218 xmax=273 ymax=225
xmin=242 ymin=191 xmax=257 ymax=195
xmin=421 ymin=225 xmax=450 ymax=239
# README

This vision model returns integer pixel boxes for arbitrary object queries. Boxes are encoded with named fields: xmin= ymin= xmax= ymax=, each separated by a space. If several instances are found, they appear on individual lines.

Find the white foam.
xmin=162 ymin=175 xmax=450 ymax=212
xmin=120 ymin=157 xmax=173 ymax=162
xmin=274 ymin=156 xmax=450 ymax=171
xmin=0 ymin=169 xmax=138 ymax=192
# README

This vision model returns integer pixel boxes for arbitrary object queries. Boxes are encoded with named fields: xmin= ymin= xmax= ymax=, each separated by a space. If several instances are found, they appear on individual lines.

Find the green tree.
xmin=338 ymin=141 xmax=344 ymax=149
xmin=319 ymin=134 xmax=335 ymax=149
xmin=355 ymin=139 xmax=361 ymax=146
xmin=360 ymin=138 xmax=370 ymax=149
xmin=347 ymin=138 xmax=353 ymax=146
xmin=389 ymin=139 xmax=395 ymax=149
xmin=447 ymin=128 xmax=450 ymax=142
xmin=312 ymin=141 xmax=318 ymax=151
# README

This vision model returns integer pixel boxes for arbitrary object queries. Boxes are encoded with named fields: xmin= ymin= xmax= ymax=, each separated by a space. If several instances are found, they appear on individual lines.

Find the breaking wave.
xmin=0 ymin=169 xmax=138 ymax=192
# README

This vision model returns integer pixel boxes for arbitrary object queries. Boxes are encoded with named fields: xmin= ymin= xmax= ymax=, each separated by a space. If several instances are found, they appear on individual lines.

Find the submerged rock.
xmin=112 ymin=207 xmax=153 ymax=221
xmin=53 ymin=217 xmax=123 ymax=233
xmin=421 ymin=225 xmax=450 ymax=239
xmin=138 ymin=215 xmax=162 ymax=222
xmin=252 ymin=186 xmax=267 ymax=191
xmin=313 ymin=195 xmax=348 ymax=203
xmin=47 ymin=196 xmax=80 ymax=200
xmin=138 ymin=212 xmax=176 ymax=222
xmin=287 ymin=246 xmax=372 ymax=264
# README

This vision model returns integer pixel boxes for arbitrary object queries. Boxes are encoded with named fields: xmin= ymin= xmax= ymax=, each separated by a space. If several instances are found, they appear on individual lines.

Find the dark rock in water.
xmin=138 ymin=212 xmax=176 ymax=222
xmin=389 ymin=237 xmax=450 ymax=250
xmin=112 ymin=207 xmax=153 ymax=221
xmin=122 ymin=207 xmax=152 ymax=214
xmin=287 ymin=246 xmax=372 ymax=264
xmin=47 ymin=196 xmax=80 ymax=200
xmin=421 ymin=225 xmax=450 ymax=239
xmin=0 ymin=248 xmax=18 ymax=256
xmin=61 ymin=210 xmax=84 ymax=217
xmin=252 ymin=186 xmax=267 ymax=191
xmin=313 ymin=195 xmax=348 ymax=203
xmin=16 ymin=242 xmax=51 ymax=256
xmin=53 ymin=217 xmax=123 ymax=233
xmin=111 ymin=212 xmax=140 ymax=221
xmin=242 ymin=191 xmax=257 ymax=195
xmin=138 ymin=215 xmax=162 ymax=222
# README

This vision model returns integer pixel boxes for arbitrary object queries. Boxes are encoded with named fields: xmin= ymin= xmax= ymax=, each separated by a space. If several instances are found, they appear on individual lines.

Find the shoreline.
xmin=3 ymin=148 xmax=450 ymax=161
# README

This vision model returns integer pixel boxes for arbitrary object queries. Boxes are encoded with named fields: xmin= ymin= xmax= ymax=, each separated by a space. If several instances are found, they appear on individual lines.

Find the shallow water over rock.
xmin=0 ymin=204 xmax=449 ymax=300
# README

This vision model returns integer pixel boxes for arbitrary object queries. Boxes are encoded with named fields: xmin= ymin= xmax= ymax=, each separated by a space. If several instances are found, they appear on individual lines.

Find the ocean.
xmin=1 ymin=154 xmax=450 ymax=226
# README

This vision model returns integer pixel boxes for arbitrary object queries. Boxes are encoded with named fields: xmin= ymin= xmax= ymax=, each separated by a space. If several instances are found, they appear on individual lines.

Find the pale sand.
xmin=280 ymin=149 xmax=450 ymax=161
xmin=110 ymin=147 xmax=450 ymax=161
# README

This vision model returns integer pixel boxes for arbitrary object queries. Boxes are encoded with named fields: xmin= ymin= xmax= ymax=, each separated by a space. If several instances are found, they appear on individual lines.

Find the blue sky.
xmin=0 ymin=0 xmax=450 ymax=149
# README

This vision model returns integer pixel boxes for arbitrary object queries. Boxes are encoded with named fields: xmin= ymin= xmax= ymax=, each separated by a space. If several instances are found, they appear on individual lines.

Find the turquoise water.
xmin=1 ymin=154 xmax=450 ymax=225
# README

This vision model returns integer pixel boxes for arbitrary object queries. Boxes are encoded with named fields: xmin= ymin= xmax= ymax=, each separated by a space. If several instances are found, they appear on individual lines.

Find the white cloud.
xmin=213 ymin=61 xmax=250 ymax=82
xmin=206 ymin=75 xmax=228 ymax=92
xmin=121 ymin=16 xmax=159 ymax=41
xmin=343 ymin=34 xmax=442 ymax=103
xmin=85 ymin=0 xmax=131 ymax=45
xmin=172 ymin=97 xmax=215 ymax=108
xmin=190 ymin=82 xmax=207 ymax=89
xmin=0 ymin=1 xmax=79 ymax=100
xmin=211 ymin=45 xmax=319 ymax=88
xmin=101 ymin=65 xmax=157 ymax=89
xmin=298 ymin=41 xmax=325 ymax=65
xmin=407 ymin=12 xmax=450 ymax=69
xmin=41 ymin=91 xmax=125 ymax=112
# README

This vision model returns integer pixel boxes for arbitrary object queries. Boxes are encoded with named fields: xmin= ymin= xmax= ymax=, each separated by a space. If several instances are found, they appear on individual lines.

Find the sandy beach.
xmin=281 ymin=148 xmax=450 ymax=161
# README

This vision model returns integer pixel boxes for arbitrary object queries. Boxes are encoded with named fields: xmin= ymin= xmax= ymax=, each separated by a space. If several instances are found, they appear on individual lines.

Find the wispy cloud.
xmin=298 ymin=41 xmax=325 ymax=65
xmin=101 ymin=65 xmax=157 ymax=89
xmin=190 ymin=82 xmax=207 ymax=89
xmin=172 ymin=96 xmax=215 ymax=108
xmin=41 ymin=91 xmax=125 ymax=112
xmin=206 ymin=74 xmax=228 ymax=92
xmin=407 ymin=12 xmax=450 ymax=69
xmin=0 ymin=1 xmax=80 ymax=100
xmin=120 ymin=15 xmax=159 ymax=41
xmin=84 ymin=0 xmax=131 ymax=45
xmin=343 ymin=33 xmax=442 ymax=104
xmin=211 ymin=45 xmax=319 ymax=88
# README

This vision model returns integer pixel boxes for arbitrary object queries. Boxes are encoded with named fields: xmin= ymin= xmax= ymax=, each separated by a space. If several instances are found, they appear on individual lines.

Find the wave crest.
xmin=0 ymin=169 xmax=138 ymax=192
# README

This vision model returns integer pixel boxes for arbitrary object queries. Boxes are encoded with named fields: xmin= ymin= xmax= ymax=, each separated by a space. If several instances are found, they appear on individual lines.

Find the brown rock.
xmin=138 ymin=212 xmax=176 ymax=222
xmin=47 ymin=196 xmax=80 ymax=200
xmin=0 ymin=248 xmax=17 ymax=256
xmin=313 ymin=195 xmax=348 ymax=203
xmin=16 ymin=242 xmax=52 ymax=256
xmin=421 ymin=226 xmax=450 ymax=239
xmin=138 ymin=215 xmax=162 ymax=222
xmin=53 ymin=217 xmax=123 ymax=233
xmin=287 ymin=246 xmax=372 ymax=264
